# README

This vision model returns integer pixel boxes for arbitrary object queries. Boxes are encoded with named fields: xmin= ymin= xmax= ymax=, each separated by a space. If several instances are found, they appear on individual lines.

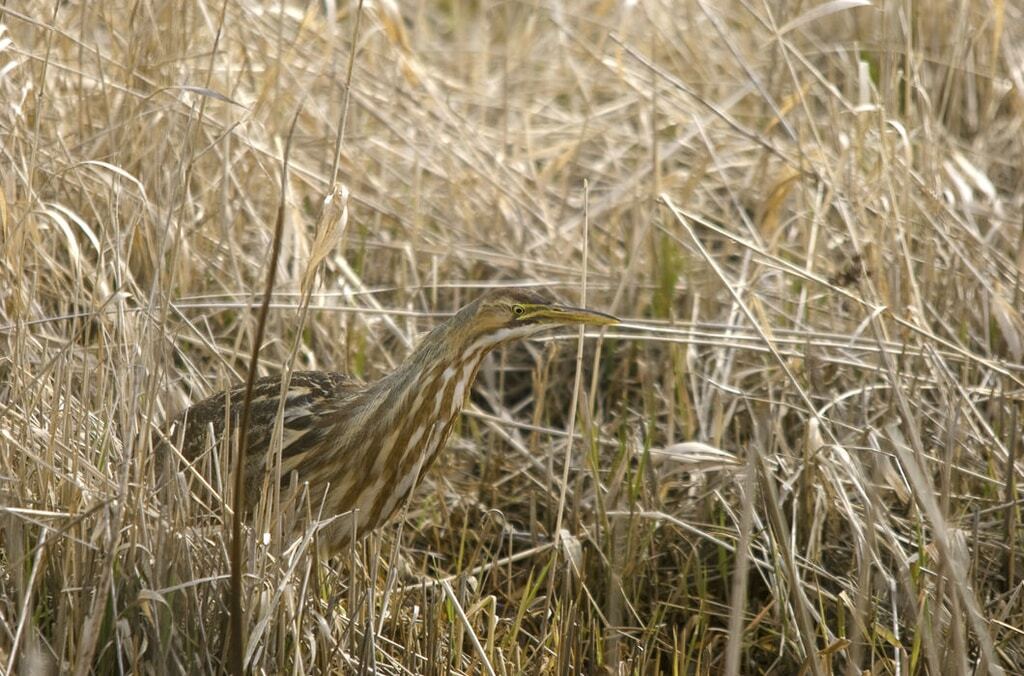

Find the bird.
xmin=158 ymin=288 xmax=618 ymax=554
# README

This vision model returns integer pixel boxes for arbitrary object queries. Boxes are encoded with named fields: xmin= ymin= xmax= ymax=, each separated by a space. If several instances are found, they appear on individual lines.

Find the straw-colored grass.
xmin=2 ymin=1 xmax=1023 ymax=673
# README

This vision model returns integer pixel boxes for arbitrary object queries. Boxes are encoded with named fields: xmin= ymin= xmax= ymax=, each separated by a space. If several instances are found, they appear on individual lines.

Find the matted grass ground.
xmin=1 ymin=1 xmax=1023 ymax=673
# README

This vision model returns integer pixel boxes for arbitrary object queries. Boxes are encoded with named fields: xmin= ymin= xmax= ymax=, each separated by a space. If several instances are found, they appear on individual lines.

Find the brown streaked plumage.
xmin=159 ymin=289 xmax=618 ymax=554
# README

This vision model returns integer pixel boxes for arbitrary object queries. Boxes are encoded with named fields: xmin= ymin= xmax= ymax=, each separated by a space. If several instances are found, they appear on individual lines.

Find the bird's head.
xmin=455 ymin=288 xmax=618 ymax=350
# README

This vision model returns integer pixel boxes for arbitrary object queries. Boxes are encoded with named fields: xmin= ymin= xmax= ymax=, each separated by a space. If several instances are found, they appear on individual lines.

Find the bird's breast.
xmin=316 ymin=351 xmax=486 ymax=540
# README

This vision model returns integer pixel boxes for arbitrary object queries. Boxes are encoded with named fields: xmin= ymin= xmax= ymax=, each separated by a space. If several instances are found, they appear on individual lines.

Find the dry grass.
xmin=2 ymin=0 xmax=1024 ymax=673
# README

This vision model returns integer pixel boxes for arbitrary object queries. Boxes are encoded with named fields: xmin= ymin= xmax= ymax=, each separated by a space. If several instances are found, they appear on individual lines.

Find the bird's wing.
xmin=160 ymin=371 xmax=361 ymax=471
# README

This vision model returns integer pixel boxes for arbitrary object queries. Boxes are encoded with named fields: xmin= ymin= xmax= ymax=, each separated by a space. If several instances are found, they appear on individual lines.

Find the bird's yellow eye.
xmin=512 ymin=304 xmax=525 ymax=317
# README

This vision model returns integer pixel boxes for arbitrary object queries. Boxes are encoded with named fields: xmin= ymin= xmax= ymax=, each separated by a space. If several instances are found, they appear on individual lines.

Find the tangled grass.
xmin=1 ymin=1 xmax=1023 ymax=673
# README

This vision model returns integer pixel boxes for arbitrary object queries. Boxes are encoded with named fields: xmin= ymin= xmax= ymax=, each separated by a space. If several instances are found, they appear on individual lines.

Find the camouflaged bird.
xmin=158 ymin=289 xmax=617 ymax=553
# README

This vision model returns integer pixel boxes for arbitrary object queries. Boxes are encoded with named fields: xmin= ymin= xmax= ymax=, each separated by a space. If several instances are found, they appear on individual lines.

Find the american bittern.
xmin=160 ymin=289 xmax=617 ymax=554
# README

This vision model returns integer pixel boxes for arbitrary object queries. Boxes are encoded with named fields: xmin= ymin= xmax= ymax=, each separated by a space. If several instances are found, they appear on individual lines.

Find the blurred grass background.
xmin=1 ymin=0 xmax=1023 ymax=673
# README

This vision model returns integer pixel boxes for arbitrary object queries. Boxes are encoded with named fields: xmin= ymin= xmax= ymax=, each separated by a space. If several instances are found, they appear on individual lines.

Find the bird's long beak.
xmin=529 ymin=304 xmax=619 ymax=327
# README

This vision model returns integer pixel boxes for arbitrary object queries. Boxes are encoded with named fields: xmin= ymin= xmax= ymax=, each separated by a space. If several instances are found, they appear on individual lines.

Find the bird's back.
xmin=157 ymin=371 xmax=362 ymax=506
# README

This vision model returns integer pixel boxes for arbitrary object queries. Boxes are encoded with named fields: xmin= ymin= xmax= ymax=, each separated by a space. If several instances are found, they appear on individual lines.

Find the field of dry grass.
xmin=2 ymin=0 xmax=1024 ymax=673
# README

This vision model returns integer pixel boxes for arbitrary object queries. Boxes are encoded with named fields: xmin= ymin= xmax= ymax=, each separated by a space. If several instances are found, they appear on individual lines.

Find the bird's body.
xmin=159 ymin=289 xmax=616 ymax=553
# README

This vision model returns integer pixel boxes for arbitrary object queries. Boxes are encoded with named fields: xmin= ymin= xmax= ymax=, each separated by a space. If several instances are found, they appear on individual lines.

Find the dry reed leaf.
xmin=170 ymin=84 xmax=245 ymax=108
xmin=874 ymin=453 xmax=911 ymax=505
xmin=558 ymin=529 xmax=583 ymax=576
xmin=82 ymin=160 xmax=148 ymax=199
xmin=369 ymin=0 xmax=411 ymax=52
xmin=819 ymin=637 xmax=852 ymax=657
xmin=758 ymin=165 xmax=801 ymax=240
xmin=0 ymin=179 xmax=7 ymax=233
xmin=300 ymin=183 xmax=350 ymax=295
xmin=136 ymin=589 xmax=170 ymax=623
xmin=763 ymin=80 xmax=812 ymax=135
xmin=806 ymin=417 xmax=826 ymax=456
xmin=593 ymin=0 xmax=623 ymax=17
xmin=649 ymin=441 xmax=740 ymax=470
xmin=925 ymin=528 xmax=970 ymax=573
xmin=991 ymin=283 xmax=1024 ymax=361
xmin=368 ymin=0 xmax=422 ymax=86
xmin=952 ymin=151 xmax=996 ymax=202
xmin=40 ymin=206 xmax=82 ymax=273
xmin=942 ymin=159 xmax=973 ymax=206
xmin=778 ymin=0 xmax=872 ymax=36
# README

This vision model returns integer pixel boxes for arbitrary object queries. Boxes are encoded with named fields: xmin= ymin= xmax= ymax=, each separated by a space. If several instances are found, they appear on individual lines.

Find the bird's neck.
xmin=376 ymin=327 xmax=487 ymax=432
xmin=376 ymin=317 xmax=544 ymax=425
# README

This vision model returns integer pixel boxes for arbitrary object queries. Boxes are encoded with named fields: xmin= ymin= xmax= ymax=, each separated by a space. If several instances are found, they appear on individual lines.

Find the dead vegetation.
xmin=1 ymin=0 xmax=1023 ymax=673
